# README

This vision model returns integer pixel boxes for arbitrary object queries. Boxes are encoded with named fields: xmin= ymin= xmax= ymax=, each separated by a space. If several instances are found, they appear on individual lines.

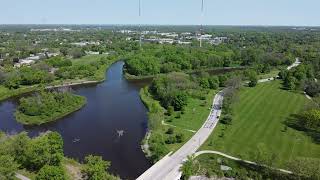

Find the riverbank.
xmin=0 ymin=55 xmax=119 ymax=102
xmin=124 ymin=66 xmax=247 ymax=81
xmin=15 ymin=94 xmax=86 ymax=125
xmin=139 ymin=86 xmax=215 ymax=163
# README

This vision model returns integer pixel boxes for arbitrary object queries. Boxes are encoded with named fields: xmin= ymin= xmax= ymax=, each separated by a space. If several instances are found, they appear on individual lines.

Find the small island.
xmin=15 ymin=91 xmax=86 ymax=125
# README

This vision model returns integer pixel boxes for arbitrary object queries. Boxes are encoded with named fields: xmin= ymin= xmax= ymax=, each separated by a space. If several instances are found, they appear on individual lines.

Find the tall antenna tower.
xmin=200 ymin=0 xmax=204 ymax=48
xmin=139 ymin=0 xmax=142 ymax=48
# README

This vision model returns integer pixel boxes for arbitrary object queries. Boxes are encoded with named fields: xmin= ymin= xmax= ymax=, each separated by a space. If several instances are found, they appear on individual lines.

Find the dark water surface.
xmin=0 ymin=61 xmax=152 ymax=179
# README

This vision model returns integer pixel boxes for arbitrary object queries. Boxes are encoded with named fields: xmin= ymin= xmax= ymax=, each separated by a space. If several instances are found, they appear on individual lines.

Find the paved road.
xmin=137 ymin=91 xmax=224 ymax=180
xmin=194 ymin=151 xmax=292 ymax=174
xmin=16 ymin=173 xmax=31 ymax=180
xmin=287 ymin=58 xmax=301 ymax=70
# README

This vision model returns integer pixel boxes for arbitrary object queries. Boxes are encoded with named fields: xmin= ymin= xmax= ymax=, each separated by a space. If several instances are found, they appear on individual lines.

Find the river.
xmin=0 ymin=61 xmax=152 ymax=179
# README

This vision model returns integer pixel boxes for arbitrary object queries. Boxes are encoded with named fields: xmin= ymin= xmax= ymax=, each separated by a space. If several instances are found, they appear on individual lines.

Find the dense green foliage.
xmin=3 ymin=66 xmax=54 ymax=89
xmin=36 ymin=165 xmax=66 ymax=180
xmin=46 ymin=56 xmax=72 ymax=68
xmin=125 ymin=45 xmax=237 ymax=76
xmin=0 ymin=155 xmax=19 ymax=180
xmin=82 ymin=155 xmax=118 ymax=180
xmin=0 ymin=132 xmax=65 ymax=179
xmin=15 ymin=91 xmax=86 ymax=125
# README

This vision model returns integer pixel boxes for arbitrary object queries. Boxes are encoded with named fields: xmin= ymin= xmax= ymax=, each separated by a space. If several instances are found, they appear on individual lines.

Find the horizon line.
xmin=0 ymin=23 xmax=319 ymax=28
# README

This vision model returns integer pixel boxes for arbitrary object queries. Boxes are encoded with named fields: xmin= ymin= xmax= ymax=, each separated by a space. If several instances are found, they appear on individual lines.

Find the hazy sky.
xmin=1 ymin=0 xmax=319 ymax=26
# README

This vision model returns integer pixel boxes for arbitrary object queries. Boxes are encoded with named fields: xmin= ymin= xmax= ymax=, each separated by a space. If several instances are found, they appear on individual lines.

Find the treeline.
xmin=0 ymin=56 xmax=116 ymax=90
xmin=0 ymin=131 xmax=119 ymax=180
xmin=144 ymin=70 xmax=246 ymax=162
xmin=124 ymin=30 xmax=313 ymax=77
xmin=15 ymin=90 xmax=86 ymax=125
xmin=125 ymin=45 xmax=237 ymax=76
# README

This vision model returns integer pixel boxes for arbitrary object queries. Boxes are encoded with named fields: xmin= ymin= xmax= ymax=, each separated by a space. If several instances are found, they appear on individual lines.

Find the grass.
xmin=0 ymin=55 xmax=118 ymax=102
xmin=201 ymin=80 xmax=320 ymax=167
xmin=166 ymin=90 xmax=215 ymax=131
xmin=258 ymin=69 xmax=281 ymax=79
xmin=0 ymin=85 xmax=38 ymax=102
xmin=191 ymin=153 xmax=295 ymax=179
xmin=72 ymin=54 xmax=109 ymax=65
xmin=140 ymin=87 xmax=215 ymax=161
xmin=15 ymin=95 xmax=86 ymax=125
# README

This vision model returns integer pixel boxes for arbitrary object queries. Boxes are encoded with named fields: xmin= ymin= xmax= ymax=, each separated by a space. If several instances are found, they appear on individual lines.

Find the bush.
xmin=166 ymin=128 xmax=174 ymax=135
xmin=175 ymin=133 xmax=185 ymax=143
xmin=167 ymin=106 xmax=174 ymax=116
xmin=36 ymin=165 xmax=66 ymax=180
xmin=221 ymin=115 xmax=233 ymax=125
xmin=165 ymin=136 xmax=176 ymax=144
xmin=305 ymin=81 xmax=320 ymax=97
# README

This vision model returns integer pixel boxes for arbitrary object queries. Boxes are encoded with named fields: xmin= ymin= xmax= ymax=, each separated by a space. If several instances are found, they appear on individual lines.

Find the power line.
xmin=139 ymin=0 xmax=142 ymax=48
xmin=200 ymin=0 xmax=204 ymax=48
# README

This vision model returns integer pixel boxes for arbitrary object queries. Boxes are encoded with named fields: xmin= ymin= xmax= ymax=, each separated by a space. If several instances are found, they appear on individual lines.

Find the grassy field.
xmin=71 ymin=54 xmax=109 ymax=65
xmin=165 ymin=91 xmax=215 ymax=131
xmin=258 ymin=68 xmax=280 ymax=79
xmin=140 ymin=87 xmax=215 ymax=162
xmin=0 ymin=55 xmax=117 ymax=102
xmin=201 ymin=81 xmax=320 ymax=167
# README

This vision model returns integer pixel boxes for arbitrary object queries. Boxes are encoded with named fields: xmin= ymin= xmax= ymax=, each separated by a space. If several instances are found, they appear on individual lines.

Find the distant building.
xmin=85 ymin=51 xmax=100 ymax=55
xmin=14 ymin=59 xmax=35 ymax=68
xmin=177 ymin=41 xmax=192 ymax=45
xmin=209 ymin=37 xmax=228 ymax=45
xmin=159 ymin=38 xmax=174 ymax=44
xmin=71 ymin=41 xmax=100 ymax=47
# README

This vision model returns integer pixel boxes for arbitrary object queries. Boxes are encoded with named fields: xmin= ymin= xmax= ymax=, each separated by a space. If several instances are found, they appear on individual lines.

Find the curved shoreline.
xmin=15 ymin=95 xmax=87 ymax=125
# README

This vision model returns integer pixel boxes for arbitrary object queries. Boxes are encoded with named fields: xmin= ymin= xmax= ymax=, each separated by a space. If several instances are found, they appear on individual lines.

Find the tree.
xmin=166 ymin=128 xmax=174 ymax=135
xmin=11 ymin=132 xmax=30 ymax=166
xmin=0 ymin=69 xmax=5 ymax=84
xmin=69 ymin=48 xmax=85 ymax=58
xmin=36 ymin=165 xmax=66 ymax=180
xmin=82 ymin=155 xmax=111 ymax=180
xmin=297 ymin=109 xmax=320 ymax=131
xmin=0 ymin=155 xmax=19 ymax=180
xmin=4 ymin=71 xmax=21 ymax=89
xmin=25 ymin=132 xmax=64 ymax=171
xmin=248 ymin=71 xmax=258 ymax=87
xmin=283 ymin=75 xmax=297 ymax=90
xmin=305 ymin=81 xmax=320 ymax=97
xmin=167 ymin=106 xmax=174 ymax=116
xmin=181 ymin=155 xmax=196 ymax=180
xmin=172 ymin=92 xmax=188 ymax=111
xmin=208 ymin=76 xmax=219 ymax=89
xmin=221 ymin=114 xmax=233 ymax=125
xmin=60 ymin=47 xmax=69 ymax=56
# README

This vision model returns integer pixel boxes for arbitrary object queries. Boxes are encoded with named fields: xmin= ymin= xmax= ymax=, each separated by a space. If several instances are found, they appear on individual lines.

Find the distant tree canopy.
xmin=126 ymin=55 xmax=160 ymax=76
xmin=149 ymin=72 xmax=194 ymax=110
xmin=46 ymin=56 xmax=72 ymax=68
xmin=2 ymin=67 xmax=54 ymax=89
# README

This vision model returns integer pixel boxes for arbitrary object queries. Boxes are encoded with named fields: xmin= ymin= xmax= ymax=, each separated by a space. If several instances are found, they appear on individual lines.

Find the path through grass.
xmin=201 ymin=81 xmax=320 ymax=167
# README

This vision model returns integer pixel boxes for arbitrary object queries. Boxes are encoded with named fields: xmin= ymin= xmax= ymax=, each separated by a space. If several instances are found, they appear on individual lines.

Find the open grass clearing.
xmin=201 ymin=81 xmax=320 ymax=167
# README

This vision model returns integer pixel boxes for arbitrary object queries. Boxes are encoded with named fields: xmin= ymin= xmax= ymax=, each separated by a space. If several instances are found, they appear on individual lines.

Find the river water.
xmin=0 ymin=61 xmax=152 ymax=179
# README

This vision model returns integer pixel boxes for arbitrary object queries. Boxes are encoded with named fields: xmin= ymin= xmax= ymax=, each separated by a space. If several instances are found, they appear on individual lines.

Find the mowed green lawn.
xmin=201 ymin=81 xmax=320 ymax=167
xmin=167 ymin=90 xmax=215 ymax=131
xmin=72 ymin=54 xmax=109 ymax=65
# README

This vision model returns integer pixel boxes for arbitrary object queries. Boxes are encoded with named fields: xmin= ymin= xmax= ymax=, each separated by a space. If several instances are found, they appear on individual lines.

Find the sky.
xmin=1 ymin=0 xmax=319 ymax=26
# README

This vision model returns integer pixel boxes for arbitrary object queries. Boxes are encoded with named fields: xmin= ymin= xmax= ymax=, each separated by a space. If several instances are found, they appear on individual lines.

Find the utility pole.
xmin=139 ymin=0 xmax=142 ymax=48
xmin=200 ymin=0 xmax=204 ymax=48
